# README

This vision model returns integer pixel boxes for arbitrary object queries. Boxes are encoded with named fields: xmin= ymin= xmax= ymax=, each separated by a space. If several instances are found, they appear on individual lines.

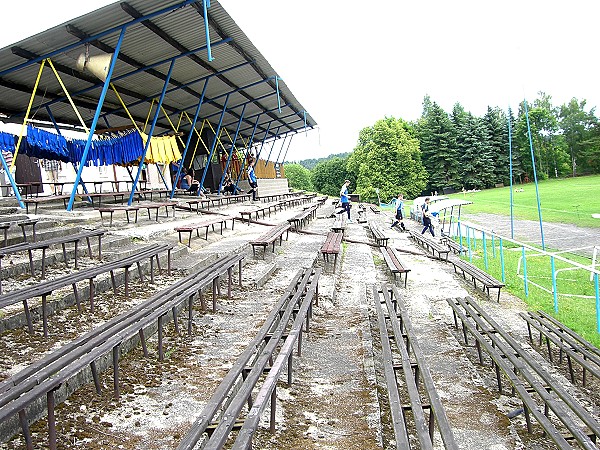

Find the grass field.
xmin=447 ymin=175 xmax=600 ymax=228
xmin=463 ymin=239 xmax=600 ymax=348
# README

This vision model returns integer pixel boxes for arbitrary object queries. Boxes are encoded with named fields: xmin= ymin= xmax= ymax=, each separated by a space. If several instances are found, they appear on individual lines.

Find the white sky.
xmin=2 ymin=0 xmax=599 ymax=162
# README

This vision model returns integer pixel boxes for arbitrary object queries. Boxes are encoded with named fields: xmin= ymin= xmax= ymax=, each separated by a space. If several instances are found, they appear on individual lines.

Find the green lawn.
xmin=447 ymin=175 xmax=600 ymax=228
xmin=462 ymin=240 xmax=600 ymax=347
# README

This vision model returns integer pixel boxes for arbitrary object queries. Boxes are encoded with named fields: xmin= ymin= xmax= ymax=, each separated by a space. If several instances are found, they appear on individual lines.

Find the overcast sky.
xmin=2 ymin=0 xmax=599 ymax=162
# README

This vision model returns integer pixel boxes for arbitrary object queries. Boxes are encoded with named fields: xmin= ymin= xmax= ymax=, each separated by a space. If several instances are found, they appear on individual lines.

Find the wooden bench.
xmin=369 ymin=221 xmax=389 ymax=247
xmin=22 ymin=195 xmax=71 ymax=214
xmin=98 ymin=206 xmax=140 ymax=226
xmin=440 ymin=236 xmax=467 ymax=254
xmin=331 ymin=213 xmax=346 ymax=234
xmin=140 ymin=201 xmax=178 ymax=221
xmin=0 ymin=253 xmax=243 ymax=450
xmin=174 ymin=216 xmax=235 ymax=246
xmin=369 ymin=205 xmax=381 ymax=214
xmin=320 ymin=231 xmax=343 ymax=267
xmin=0 ymin=243 xmax=172 ymax=337
xmin=380 ymin=246 xmax=410 ymax=287
xmin=249 ymin=223 xmax=291 ymax=257
xmin=288 ymin=206 xmax=317 ymax=230
xmin=239 ymin=201 xmax=282 ymax=225
xmin=451 ymin=259 xmax=504 ymax=301
xmin=520 ymin=310 xmax=600 ymax=386
xmin=0 ymin=229 xmax=105 ymax=291
xmin=408 ymin=230 xmax=450 ymax=261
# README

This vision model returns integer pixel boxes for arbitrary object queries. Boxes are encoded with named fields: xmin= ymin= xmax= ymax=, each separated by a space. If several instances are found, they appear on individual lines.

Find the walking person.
xmin=247 ymin=157 xmax=258 ymax=201
xmin=41 ymin=159 xmax=61 ymax=194
xmin=421 ymin=197 xmax=435 ymax=237
xmin=337 ymin=179 xmax=352 ymax=223
xmin=390 ymin=193 xmax=406 ymax=231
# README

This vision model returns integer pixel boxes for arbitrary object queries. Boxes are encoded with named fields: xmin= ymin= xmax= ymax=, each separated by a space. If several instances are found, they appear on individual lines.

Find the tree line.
xmin=284 ymin=92 xmax=600 ymax=203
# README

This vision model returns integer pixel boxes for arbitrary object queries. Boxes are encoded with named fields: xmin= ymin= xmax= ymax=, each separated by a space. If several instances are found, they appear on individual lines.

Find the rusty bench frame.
xmin=174 ymin=216 xmax=235 ymax=246
xmin=249 ymin=223 xmax=291 ymax=257
xmin=0 ymin=253 xmax=243 ymax=450
xmin=0 ymin=243 xmax=172 ymax=337
xmin=320 ymin=231 xmax=343 ymax=267
xmin=380 ymin=246 xmax=410 ymax=287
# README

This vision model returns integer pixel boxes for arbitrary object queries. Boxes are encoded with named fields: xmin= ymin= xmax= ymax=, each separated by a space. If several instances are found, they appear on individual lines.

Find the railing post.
xmin=522 ymin=246 xmax=529 ymax=297
xmin=551 ymin=256 xmax=558 ymax=313
xmin=499 ymin=238 xmax=505 ymax=283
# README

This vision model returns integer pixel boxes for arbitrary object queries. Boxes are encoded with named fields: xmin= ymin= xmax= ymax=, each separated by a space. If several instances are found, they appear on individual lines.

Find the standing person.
xmin=390 ymin=193 xmax=406 ymax=231
xmin=421 ymin=197 xmax=435 ymax=237
xmin=337 ymin=179 xmax=352 ymax=223
xmin=247 ymin=157 xmax=258 ymax=201
xmin=41 ymin=159 xmax=61 ymax=194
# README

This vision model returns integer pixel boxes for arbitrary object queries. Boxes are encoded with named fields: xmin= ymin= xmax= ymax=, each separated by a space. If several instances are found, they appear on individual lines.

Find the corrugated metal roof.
xmin=0 ymin=0 xmax=315 ymax=143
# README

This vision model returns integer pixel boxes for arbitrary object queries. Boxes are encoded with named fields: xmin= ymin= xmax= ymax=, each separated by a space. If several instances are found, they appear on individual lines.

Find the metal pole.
xmin=508 ymin=107 xmax=514 ymax=239
xmin=218 ymin=104 xmax=246 ymax=194
xmin=67 ymin=27 xmax=126 ymax=211
xmin=500 ymin=238 xmax=505 ymax=283
xmin=254 ymin=122 xmax=273 ymax=162
xmin=522 ymin=246 xmax=529 ymax=297
xmin=0 ymin=152 xmax=24 ymax=208
xmin=595 ymin=273 xmax=599 ymax=333
xmin=128 ymin=58 xmax=176 ymax=205
xmin=483 ymin=230 xmax=488 ymax=270
xmin=202 ymin=0 xmax=214 ymax=61
xmin=467 ymin=226 xmax=472 ymax=262
xmin=198 ymin=94 xmax=230 ymax=193
xmin=263 ymin=127 xmax=282 ymax=166
xmin=234 ymin=114 xmax=262 ymax=190
xmin=551 ymin=256 xmax=558 ymax=313
xmin=169 ymin=79 xmax=209 ymax=198
xmin=523 ymin=99 xmax=546 ymax=250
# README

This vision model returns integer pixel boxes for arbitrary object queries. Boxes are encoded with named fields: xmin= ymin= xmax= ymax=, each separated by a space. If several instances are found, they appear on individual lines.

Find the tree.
xmin=311 ymin=157 xmax=349 ymax=197
xmin=347 ymin=117 xmax=427 ymax=202
xmin=417 ymin=101 xmax=459 ymax=193
xmin=483 ymin=106 xmax=510 ymax=185
xmin=283 ymin=163 xmax=313 ymax=191
xmin=559 ymin=98 xmax=598 ymax=176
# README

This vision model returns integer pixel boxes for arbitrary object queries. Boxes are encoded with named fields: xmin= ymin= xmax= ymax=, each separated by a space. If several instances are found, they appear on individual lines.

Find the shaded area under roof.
xmin=0 ymin=0 xmax=316 ymax=146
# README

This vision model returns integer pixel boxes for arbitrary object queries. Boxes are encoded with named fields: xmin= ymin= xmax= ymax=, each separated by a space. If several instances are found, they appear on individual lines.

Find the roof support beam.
xmin=128 ymin=59 xmax=176 ymax=205
xmin=121 ymin=2 xmax=270 ymax=135
xmin=67 ymin=27 xmax=127 ymax=211
xmin=217 ymin=103 xmax=246 ymax=194
xmin=18 ymin=38 xmax=232 ymax=123
xmin=191 ymin=3 xmax=312 ymax=129
xmin=0 ymin=0 xmax=198 ymax=78
xmin=198 ymin=94 xmax=229 ymax=194
xmin=103 ymin=60 xmax=252 ymax=120
xmin=169 ymin=79 xmax=210 ymax=199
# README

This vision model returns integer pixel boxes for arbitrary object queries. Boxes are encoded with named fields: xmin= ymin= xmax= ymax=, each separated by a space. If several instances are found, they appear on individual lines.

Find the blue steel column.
xmin=253 ymin=121 xmax=272 ymax=162
xmin=274 ymin=134 xmax=292 ymax=165
xmin=524 ymin=99 xmax=546 ymax=250
xmin=0 ymin=153 xmax=24 ymax=208
xmin=218 ymin=104 xmax=246 ymax=194
xmin=234 ymin=114 xmax=262 ymax=191
xmin=279 ymin=133 xmax=294 ymax=165
xmin=128 ymin=59 xmax=176 ymax=205
xmin=262 ymin=126 xmax=281 ymax=166
xmin=507 ymin=107 xmax=515 ymax=239
xmin=202 ymin=0 xmax=214 ymax=62
xmin=551 ymin=256 xmax=558 ymax=312
xmin=198 ymin=94 xmax=229 ymax=195
xmin=170 ymin=79 xmax=209 ymax=198
xmin=67 ymin=27 xmax=126 ymax=211
xmin=595 ymin=273 xmax=600 ymax=332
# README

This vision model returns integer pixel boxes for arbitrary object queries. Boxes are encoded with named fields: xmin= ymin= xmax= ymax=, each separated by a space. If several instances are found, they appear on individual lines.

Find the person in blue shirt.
xmin=337 ymin=179 xmax=352 ymax=222
xmin=247 ymin=157 xmax=258 ymax=201
xmin=390 ymin=193 xmax=406 ymax=231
